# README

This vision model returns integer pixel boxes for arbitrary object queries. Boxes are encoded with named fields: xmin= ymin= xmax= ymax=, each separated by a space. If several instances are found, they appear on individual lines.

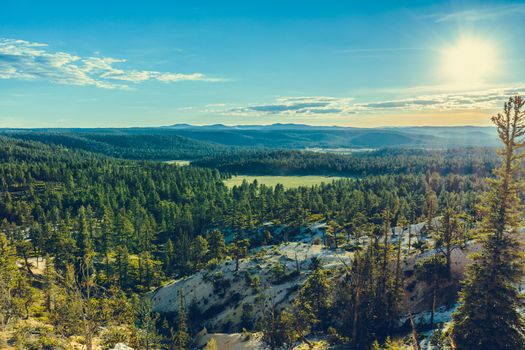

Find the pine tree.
xmin=0 ymin=232 xmax=26 ymax=329
xmin=165 ymin=238 xmax=175 ymax=275
xmin=415 ymin=255 xmax=447 ymax=328
xmin=43 ymin=255 xmax=57 ymax=313
xmin=425 ymin=189 xmax=437 ymax=224
xmin=75 ymin=206 xmax=93 ymax=270
xmin=54 ymin=264 xmax=83 ymax=337
xmin=78 ymin=253 xmax=97 ymax=350
xmin=207 ymin=229 xmax=227 ymax=262
xmin=260 ymin=290 xmax=282 ymax=350
xmin=191 ymin=235 xmax=209 ymax=270
xmin=325 ymin=220 xmax=343 ymax=249
xmin=279 ymin=305 xmax=314 ymax=350
xmin=231 ymin=236 xmax=250 ymax=271
xmin=135 ymin=296 xmax=160 ymax=350
xmin=433 ymin=205 xmax=465 ymax=279
xmin=100 ymin=207 xmax=114 ymax=282
xmin=174 ymin=290 xmax=191 ymax=350
xmin=114 ymin=245 xmax=130 ymax=289
xmin=298 ymin=265 xmax=333 ymax=327
xmin=452 ymin=96 xmax=525 ymax=349
xmin=336 ymin=230 xmax=403 ymax=349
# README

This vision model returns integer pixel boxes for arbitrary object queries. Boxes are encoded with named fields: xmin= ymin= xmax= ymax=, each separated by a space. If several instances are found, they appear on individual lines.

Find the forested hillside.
xmin=0 ymin=125 xmax=499 ymax=163
xmin=2 ymin=132 xmax=231 ymax=160
xmin=0 ymin=98 xmax=523 ymax=350
xmin=1 ymin=136 xmax=484 ymax=286
xmin=193 ymin=148 xmax=498 ymax=177
xmin=0 ymin=135 xmax=485 ymax=348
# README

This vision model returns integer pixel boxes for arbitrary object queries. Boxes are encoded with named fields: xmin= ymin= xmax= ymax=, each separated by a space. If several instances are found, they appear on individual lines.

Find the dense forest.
xmin=0 ymin=136 xmax=484 ymax=286
xmin=0 ymin=98 xmax=524 ymax=350
xmin=1 ymin=131 xmax=232 ymax=160
xmin=0 ymin=125 xmax=500 ymax=162
xmin=193 ymin=148 xmax=498 ymax=177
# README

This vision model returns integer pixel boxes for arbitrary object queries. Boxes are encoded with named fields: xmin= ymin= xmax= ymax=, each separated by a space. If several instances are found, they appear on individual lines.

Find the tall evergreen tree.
xmin=135 ymin=297 xmax=161 ymax=350
xmin=207 ymin=229 xmax=227 ymax=262
xmin=260 ymin=291 xmax=281 ymax=350
xmin=0 ymin=232 xmax=26 ymax=329
xmin=433 ymin=205 xmax=466 ymax=279
xmin=415 ymin=255 xmax=447 ymax=328
xmin=174 ymin=290 xmax=190 ymax=350
xmin=231 ymin=236 xmax=250 ymax=271
xmin=452 ymin=96 xmax=525 ymax=349
xmin=298 ymin=265 xmax=333 ymax=327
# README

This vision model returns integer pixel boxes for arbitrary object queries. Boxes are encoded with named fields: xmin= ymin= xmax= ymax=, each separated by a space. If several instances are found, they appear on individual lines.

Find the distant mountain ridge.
xmin=0 ymin=124 xmax=499 ymax=160
xmin=159 ymin=123 xmax=497 ymax=148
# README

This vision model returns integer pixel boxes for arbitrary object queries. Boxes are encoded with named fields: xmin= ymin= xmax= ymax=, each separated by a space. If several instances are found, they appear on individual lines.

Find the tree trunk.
xmin=46 ymin=291 xmax=51 ymax=313
xmin=408 ymin=310 xmax=421 ymax=350
xmin=300 ymin=335 xmax=314 ymax=349
xmin=430 ymin=288 xmax=436 ymax=328
xmin=351 ymin=283 xmax=361 ymax=347
xmin=446 ymin=245 xmax=452 ymax=280
xmin=408 ymin=226 xmax=412 ymax=253
xmin=22 ymin=254 xmax=34 ymax=276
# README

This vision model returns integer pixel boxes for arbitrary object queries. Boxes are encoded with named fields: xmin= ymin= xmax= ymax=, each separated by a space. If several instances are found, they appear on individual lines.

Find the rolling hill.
xmin=0 ymin=124 xmax=499 ymax=161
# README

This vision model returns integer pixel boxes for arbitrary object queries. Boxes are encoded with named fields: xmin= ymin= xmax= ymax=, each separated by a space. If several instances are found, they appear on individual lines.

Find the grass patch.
xmin=164 ymin=160 xmax=191 ymax=166
xmin=224 ymin=175 xmax=347 ymax=188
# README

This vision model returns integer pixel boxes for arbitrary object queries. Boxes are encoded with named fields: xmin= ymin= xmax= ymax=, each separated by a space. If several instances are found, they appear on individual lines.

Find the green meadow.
xmin=223 ymin=175 xmax=346 ymax=188
xmin=165 ymin=160 xmax=191 ymax=166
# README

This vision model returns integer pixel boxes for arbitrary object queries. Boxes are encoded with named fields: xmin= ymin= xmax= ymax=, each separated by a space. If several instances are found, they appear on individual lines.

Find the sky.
xmin=1 ymin=0 xmax=525 ymax=128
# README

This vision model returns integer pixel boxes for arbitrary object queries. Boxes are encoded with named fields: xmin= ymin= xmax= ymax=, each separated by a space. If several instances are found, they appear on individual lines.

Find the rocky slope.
xmin=150 ymin=241 xmax=353 ymax=332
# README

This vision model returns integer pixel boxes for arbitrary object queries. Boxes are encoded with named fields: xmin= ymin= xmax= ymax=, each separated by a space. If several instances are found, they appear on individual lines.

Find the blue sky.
xmin=1 ymin=1 xmax=525 ymax=127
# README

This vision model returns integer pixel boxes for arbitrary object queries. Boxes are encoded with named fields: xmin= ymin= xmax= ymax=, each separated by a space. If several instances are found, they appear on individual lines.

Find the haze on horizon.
xmin=1 ymin=1 xmax=525 ymax=128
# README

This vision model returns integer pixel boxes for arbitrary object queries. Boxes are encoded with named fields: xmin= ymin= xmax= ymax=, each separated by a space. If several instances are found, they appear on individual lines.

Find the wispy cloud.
xmin=356 ymin=87 xmax=525 ymax=111
xmin=224 ymin=86 xmax=525 ymax=118
xmin=432 ymin=4 xmax=525 ymax=23
xmin=0 ymin=39 xmax=222 ymax=89
xmin=228 ymin=96 xmax=356 ymax=117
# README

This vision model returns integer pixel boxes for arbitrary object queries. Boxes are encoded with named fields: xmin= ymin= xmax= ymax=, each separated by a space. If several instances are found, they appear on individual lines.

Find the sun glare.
xmin=441 ymin=37 xmax=497 ymax=85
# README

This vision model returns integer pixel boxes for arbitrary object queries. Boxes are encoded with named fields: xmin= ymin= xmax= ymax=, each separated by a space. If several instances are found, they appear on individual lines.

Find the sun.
xmin=441 ymin=36 xmax=497 ymax=85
